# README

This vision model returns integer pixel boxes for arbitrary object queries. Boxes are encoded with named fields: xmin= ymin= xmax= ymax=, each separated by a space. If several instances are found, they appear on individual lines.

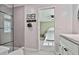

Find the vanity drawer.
xmin=60 ymin=37 xmax=79 ymax=55
xmin=60 ymin=44 xmax=73 ymax=55
xmin=60 ymin=42 xmax=76 ymax=55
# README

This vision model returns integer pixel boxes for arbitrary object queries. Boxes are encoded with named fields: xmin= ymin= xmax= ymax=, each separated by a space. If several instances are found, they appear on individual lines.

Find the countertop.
xmin=60 ymin=34 xmax=79 ymax=45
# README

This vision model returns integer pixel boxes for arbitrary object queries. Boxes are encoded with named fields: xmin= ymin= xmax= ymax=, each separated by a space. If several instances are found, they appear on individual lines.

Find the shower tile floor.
xmin=25 ymin=40 xmax=55 ymax=55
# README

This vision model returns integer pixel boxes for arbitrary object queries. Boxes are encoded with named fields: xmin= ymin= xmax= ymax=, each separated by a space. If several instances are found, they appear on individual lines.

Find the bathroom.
xmin=0 ymin=4 xmax=79 ymax=55
xmin=39 ymin=7 xmax=55 ymax=52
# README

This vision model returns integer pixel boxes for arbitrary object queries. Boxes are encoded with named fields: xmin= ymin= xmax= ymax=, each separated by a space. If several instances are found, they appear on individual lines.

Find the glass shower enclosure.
xmin=0 ymin=11 xmax=14 ymax=52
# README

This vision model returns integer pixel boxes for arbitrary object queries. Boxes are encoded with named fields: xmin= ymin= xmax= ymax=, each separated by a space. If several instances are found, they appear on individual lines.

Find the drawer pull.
xmin=64 ymin=48 xmax=68 ymax=51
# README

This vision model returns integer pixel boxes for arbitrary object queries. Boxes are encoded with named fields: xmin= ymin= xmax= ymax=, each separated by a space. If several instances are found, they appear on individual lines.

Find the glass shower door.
xmin=0 ymin=12 xmax=13 ymax=52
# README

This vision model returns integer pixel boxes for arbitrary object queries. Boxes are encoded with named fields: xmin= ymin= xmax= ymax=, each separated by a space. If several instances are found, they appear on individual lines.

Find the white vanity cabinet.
xmin=60 ymin=34 xmax=79 ymax=55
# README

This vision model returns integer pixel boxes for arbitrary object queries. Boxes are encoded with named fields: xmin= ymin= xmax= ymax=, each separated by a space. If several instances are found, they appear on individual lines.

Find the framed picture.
xmin=27 ymin=14 xmax=36 ymax=20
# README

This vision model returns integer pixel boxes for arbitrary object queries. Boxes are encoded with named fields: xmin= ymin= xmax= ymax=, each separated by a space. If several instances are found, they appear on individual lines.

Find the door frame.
xmin=37 ymin=6 xmax=55 ymax=51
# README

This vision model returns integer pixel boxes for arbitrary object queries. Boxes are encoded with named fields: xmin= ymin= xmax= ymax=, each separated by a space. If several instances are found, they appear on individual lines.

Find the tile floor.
xmin=25 ymin=40 xmax=55 ymax=55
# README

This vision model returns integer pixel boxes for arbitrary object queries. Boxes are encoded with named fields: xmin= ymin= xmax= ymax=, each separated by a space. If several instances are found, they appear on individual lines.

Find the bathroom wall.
xmin=24 ymin=4 xmax=73 ymax=51
xmin=14 ymin=6 xmax=24 ymax=47
xmin=55 ymin=4 xmax=73 ymax=54
xmin=24 ymin=5 xmax=38 ymax=49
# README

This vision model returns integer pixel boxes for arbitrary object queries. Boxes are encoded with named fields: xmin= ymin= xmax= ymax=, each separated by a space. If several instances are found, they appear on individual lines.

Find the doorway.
xmin=38 ymin=7 xmax=55 ymax=53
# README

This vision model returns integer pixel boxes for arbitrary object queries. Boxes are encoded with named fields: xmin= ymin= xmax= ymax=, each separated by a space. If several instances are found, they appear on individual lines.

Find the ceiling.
xmin=5 ymin=4 xmax=53 ymax=8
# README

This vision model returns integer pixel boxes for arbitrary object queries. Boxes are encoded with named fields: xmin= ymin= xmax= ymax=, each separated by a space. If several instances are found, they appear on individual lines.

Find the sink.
xmin=0 ymin=46 xmax=10 ymax=55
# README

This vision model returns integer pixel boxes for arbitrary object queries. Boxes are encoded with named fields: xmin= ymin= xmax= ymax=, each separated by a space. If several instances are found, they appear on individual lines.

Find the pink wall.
xmin=55 ymin=4 xmax=73 ymax=53
xmin=24 ymin=5 xmax=73 ymax=51
xmin=14 ymin=6 xmax=24 ymax=47
xmin=24 ymin=6 xmax=38 ymax=49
